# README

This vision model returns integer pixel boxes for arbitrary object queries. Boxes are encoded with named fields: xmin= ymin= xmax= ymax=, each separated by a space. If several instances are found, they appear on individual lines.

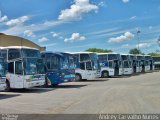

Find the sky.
xmin=0 ymin=0 xmax=160 ymax=53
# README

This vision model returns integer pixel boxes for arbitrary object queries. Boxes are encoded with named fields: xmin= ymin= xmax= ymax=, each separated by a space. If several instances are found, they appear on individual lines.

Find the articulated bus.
xmin=41 ymin=52 xmax=75 ymax=86
xmin=0 ymin=50 xmax=6 ymax=91
xmin=144 ymin=55 xmax=154 ymax=71
xmin=120 ymin=54 xmax=133 ymax=75
xmin=1 ymin=46 xmax=45 ymax=91
xmin=72 ymin=52 xmax=101 ymax=81
xmin=98 ymin=53 xmax=123 ymax=77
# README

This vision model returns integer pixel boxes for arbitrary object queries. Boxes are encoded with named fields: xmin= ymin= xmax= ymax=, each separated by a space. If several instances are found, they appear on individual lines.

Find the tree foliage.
xmin=85 ymin=48 xmax=112 ymax=53
xmin=148 ymin=53 xmax=160 ymax=56
xmin=129 ymin=48 xmax=142 ymax=54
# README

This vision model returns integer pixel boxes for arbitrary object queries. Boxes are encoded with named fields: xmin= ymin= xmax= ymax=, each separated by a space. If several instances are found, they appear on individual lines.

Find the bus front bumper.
xmin=123 ymin=68 xmax=133 ymax=75
xmin=0 ymin=83 xmax=6 ymax=91
xmin=25 ymin=80 xmax=45 ymax=88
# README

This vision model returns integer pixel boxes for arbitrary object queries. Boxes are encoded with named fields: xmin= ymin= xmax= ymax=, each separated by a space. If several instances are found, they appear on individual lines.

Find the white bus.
xmin=136 ymin=54 xmax=150 ymax=72
xmin=98 ymin=53 xmax=123 ymax=77
xmin=120 ymin=54 xmax=133 ymax=75
xmin=1 ymin=46 xmax=45 ymax=91
xmin=128 ymin=54 xmax=142 ymax=73
xmin=144 ymin=55 xmax=154 ymax=71
xmin=135 ymin=55 xmax=143 ymax=73
xmin=0 ymin=52 xmax=6 ymax=91
xmin=72 ymin=52 xmax=101 ymax=81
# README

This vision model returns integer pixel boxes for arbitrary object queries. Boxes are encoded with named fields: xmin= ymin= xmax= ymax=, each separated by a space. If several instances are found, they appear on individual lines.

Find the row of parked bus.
xmin=0 ymin=46 xmax=155 ymax=92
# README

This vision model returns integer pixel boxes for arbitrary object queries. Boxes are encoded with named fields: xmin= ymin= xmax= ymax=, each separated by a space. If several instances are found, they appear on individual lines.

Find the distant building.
xmin=0 ymin=33 xmax=46 ymax=51
xmin=152 ymin=56 xmax=160 ymax=69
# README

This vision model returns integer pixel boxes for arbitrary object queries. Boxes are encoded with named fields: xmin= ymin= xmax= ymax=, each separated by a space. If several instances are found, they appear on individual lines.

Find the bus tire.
xmin=102 ymin=71 xmax=109 ymax=78
xmin=75 ymin=74 xmax=82 ymax=81
xmin=5 ymin=80 xmax=10 ymax=92
xmin=43 ymin=76 xmax=49 ymax=87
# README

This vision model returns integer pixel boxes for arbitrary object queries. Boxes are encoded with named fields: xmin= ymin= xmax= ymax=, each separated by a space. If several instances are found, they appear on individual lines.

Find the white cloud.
xmin=130 ymin=16 xmax=136 ymax=20
xmin=23 ymin=30 xmax=36 ymax=38
xmin=0 ymin=15 xmax=8 ymax=22
xmin=64 ymin=33 xmax=86 ymax=42
xmin=136 ymin=43 xmax=151 ymax=48
xmin=122 ymin=0 xmax=130 ymax=3
xmin=0 ymin=11 xmax=8 ymax=22
xmin=6 ymin=16 xmax=29 ymax=26
xmin=38 ymin=37 xmax=48 ymax=42
xmin=98 ymin=1 xmax=106 ymax=7
xmin=108 ymin=32 xmax=134 ymax=43
xmin=58 ymin=0 xmax=98 ymax=21
xmin=2 ymin=20 xmax=64 ymax=36
xmin=51 ymin=32 xmax=59 ymax=37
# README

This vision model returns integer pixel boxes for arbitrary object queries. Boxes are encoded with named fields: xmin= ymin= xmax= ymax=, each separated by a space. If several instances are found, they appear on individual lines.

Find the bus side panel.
xmin=14 ymin=75 xmax=24 ymax=88
xmin=0 ymin=78 xmax=6 ymax=91
xmin=23 ymin=75 xmax=45 ymax=88
xmin=61 ymin=69 xmax=75 ymax=82
xmin=75 ymin=69 xmax=86 ymax=79
xmin=46 ymin=72 xmax=60 ymax=85
xmin=6 ymin=73 xmax=15 ymax=88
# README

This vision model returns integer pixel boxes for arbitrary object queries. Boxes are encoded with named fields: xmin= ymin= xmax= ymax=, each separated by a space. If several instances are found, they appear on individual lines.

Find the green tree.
xmin=85 ymin=48 xmax=112 ymax=53
xmin=148 ymin=52 xmax=160 ymax=57
xmin=129 ymin=48 xmax=142 ymax=54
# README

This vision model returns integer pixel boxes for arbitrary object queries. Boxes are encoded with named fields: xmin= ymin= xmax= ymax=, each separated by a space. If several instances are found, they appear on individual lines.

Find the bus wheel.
xmin=5 ymin=80 xmax=10 ymax=92
xmin=75 ymin=74 xmax=82 ymax=81
xmin=102 ymin=71 xmax=109 ymax=78
xmin=43 ymin=77 xmax=49 ymax=87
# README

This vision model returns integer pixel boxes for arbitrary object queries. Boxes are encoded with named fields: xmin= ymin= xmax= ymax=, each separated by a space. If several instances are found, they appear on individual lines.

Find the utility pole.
xmin=137 ymin=30 xmax=141 ymax=51
xmin=158 ymin=36 xmax=160 ymax=47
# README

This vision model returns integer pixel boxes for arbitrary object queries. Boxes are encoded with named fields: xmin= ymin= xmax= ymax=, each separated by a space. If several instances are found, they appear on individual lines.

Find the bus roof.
xmin=0 ymin=46 xmax=39 ymax=50
xmin=97 ymin=53 xmax=118 ymax=55
xmin=120 ymin=53 xmax=129 ymax=56
xmin=69 ymin=52 xmax=96 ymax=54
xmin=41 ymin=51 xmax=64 ymax=56
xmin=136 ymin=54 xmax=144 ymax=57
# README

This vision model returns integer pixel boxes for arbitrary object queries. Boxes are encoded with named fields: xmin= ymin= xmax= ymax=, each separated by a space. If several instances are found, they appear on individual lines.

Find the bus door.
xmin=85 ymin=61 xmax=95 ymax=80
xmin=7 ymin=60 xmax=24 ymax=88
xmin=133 ymin=60 xmax=136 ymax=73
xmin=141 ymin=60 xmax=145 ymax=72
xmin=150 ymin=60 xmax=153 ymax=70
xmin=114 ymin=60 xmax=119 ymax=76
xmin=15 ymin=60 xmax=24 ymax=88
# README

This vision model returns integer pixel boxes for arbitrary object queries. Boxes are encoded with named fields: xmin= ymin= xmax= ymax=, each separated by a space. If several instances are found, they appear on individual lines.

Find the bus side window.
xmin=86 ymin=61 xmax=92 ymax=70
xmin=8 ymin=62 xmax=14 ymax=73
xmin=80 ymin=63 xmax=85 ymax=70
xmin=15 ymin=61 xmax=23 ymax=75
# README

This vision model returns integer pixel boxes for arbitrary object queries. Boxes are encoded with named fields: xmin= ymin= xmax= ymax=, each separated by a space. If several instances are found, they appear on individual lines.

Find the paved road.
xmin=0 ymin=71 xmax=160 ymax=114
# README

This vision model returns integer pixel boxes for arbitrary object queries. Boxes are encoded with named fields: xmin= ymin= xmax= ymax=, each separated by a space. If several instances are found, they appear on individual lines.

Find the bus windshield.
xmin=123 ymin=61 xmax=130 ymax=68
xmin=145 ymin=61 xmax=150 ymax=66
xmin=145 ymin=56 xmax=152 ymax=60
xmin=69 ymin=56 xmax=75 ymax=69
xmin=121 ymin=55 xmax=128 ymax=61
xmin=0 ymin=58 xmax=5 ymax=77
xmin=98 ymin=55 xmax=107 ymax=62
xmin=22 ymin=49 xmax=40 ymax=58
xmin=108 ymin=54 xmax=118 ymax=60
xmin=24 ymin=58 xmax=44 ymax=75
xmin=90 ymin=53 xmax=100 ymax=70
xmin=61 ymin=57 xmax=69 ymax=69
xmin=137 ymin=56 xmax=143 ymax=60
xmin=130 ymin=56 xmax=135 ymax=61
